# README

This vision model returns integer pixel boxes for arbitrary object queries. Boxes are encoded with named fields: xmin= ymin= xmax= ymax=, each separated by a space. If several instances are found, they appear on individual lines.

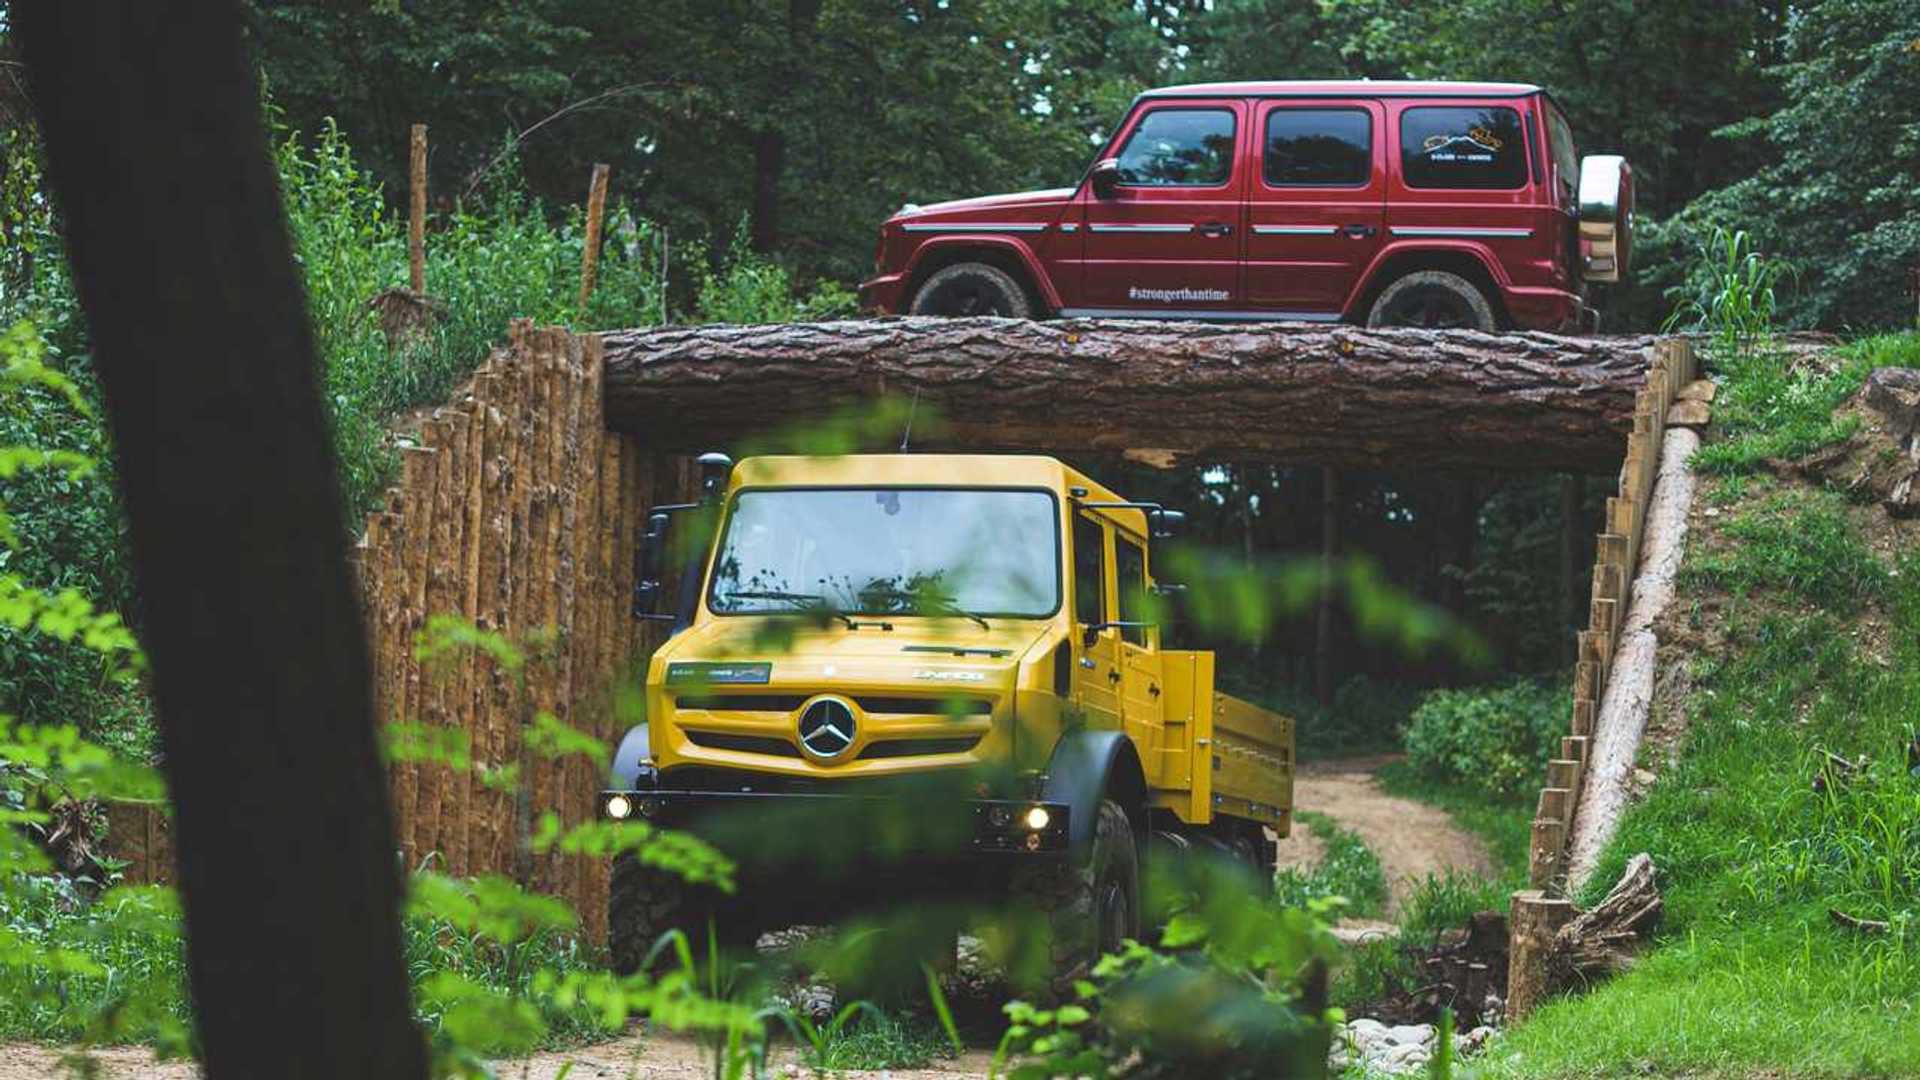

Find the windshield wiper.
xmin=859 ymin=587 xmax=990 ymax=630
xmin=719 ymin=590 xmax=855 ymax=629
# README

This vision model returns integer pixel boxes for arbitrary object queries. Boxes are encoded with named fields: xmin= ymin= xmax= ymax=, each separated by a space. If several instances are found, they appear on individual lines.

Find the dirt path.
xmin=0 ymin=1028 xmax=997 ymax=1080
xmin=1274 ymin=755 xmax=1494 ymax=916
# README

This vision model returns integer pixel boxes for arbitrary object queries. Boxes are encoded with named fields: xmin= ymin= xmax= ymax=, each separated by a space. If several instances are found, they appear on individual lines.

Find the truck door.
xmin=1076 ymin=98 xmax=1248 ymax=314
xmin=1071 ymin=512 xmax=1121 ymax=728
xmin=1113 ymin=531 xmax=1166 ymax=750
xmin=1243 ymin=100 xmax=1387 ymax=317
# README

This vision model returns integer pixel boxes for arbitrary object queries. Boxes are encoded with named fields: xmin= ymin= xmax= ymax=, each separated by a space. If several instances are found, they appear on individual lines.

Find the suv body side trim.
xmin=1390 ymin=226 xmax=1536 ymax=239
xmin=901 ymin=222 xmax=1048 ymax=234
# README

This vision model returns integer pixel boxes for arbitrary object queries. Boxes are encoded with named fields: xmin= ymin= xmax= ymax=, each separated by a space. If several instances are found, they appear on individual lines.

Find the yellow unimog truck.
xmin=601 ymin=453 xmax=1294 ymax=983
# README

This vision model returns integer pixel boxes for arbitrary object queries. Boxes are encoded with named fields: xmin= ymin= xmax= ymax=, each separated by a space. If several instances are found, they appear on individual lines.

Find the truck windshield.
xmin=708 ymin=488 xmax=1060 ymax=619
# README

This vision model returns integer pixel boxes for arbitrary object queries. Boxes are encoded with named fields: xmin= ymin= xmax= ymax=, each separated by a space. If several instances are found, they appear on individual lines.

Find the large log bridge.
xmin=603 ymin=317 xmax=1660 ymax=472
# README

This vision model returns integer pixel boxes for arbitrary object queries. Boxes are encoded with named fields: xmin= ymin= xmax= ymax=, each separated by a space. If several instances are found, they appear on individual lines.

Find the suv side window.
xmin=1264 ymin=108 xmax=1372 ymax=187
xmin=1073 ymin=514 xmax=1106 ymax=627
xmin=1113 ymin=108 xmax=1236 ymax=187
xmin=1400 ymin=106 xmax=1527 ymax=190
xmin=1114 ymin=534 xmax=1148 ymax=646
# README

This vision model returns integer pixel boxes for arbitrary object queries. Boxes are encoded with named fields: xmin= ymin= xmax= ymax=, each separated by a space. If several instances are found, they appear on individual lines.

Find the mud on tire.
xmin=609 ymin=853 xmax=753 ymax=974
xmin=1009 ymin=799 xmax=1139 ymax=999
xmin=908 ymin=261 xmax=1035 ymax=319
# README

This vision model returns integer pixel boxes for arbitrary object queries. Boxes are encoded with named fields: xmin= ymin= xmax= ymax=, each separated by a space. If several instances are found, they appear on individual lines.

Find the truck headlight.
xmin=606 ymin=795 xmax=634 ymax=820
xmin=1024 ymin=806 xmax=1051 ymax=831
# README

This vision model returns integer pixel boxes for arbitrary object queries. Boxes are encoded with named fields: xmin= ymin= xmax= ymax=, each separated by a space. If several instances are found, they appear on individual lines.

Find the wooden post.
xmin=1508 ymin=891 xmax=1574 ymax=1021
xmin=578 ymin=163 xmax=611 ymax=315
xmin=409 ymin=123 xmax=427 ymax=293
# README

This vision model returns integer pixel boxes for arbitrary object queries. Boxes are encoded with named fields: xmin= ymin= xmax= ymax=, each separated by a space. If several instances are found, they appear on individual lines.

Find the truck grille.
xmin=680 ymin=730 xmax=802 ymax=758
xmin=676 ymin=694 xmax=991 ymax=716
xmin=856 ymin=736 xmax=984 ymax=759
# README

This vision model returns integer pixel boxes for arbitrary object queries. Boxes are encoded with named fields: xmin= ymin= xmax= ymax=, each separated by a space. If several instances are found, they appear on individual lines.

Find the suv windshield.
xmin=707 ymin=488 xmax=1060 ymax=619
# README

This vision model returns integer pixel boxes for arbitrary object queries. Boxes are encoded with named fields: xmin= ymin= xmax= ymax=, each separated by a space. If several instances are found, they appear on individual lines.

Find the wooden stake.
xmin=578 ymin=163 xmax=611 ymax=315
xmin=1508 ymin=890 xmax=1575 ymax=1021
xmin=409 ymin=123 xmax=427 ymax=293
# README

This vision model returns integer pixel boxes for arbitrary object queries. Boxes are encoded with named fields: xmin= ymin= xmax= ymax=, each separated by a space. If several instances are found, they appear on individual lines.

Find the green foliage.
xmin=1662 ymin=226 xmax=1792 ymax=356
xmin=695 ymin=222 xmax=859 ymax=325
xmin=1274 ymin=811 xmax=1389 ymax=920
xmin=1668 ymin=0 xmax=1920 ymax=330
xmin=1402 ymin=679 xmax=1566 ymax=800
xmin=995 ymin=853 xmax=1342 ymax=1079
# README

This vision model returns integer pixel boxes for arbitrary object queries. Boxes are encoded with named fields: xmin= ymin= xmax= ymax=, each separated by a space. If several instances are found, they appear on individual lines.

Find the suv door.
xmin=1112 ymin=531 xmax=1165 ymax=752
xmin=1244 ymin=100 xmax=1387 ymax=317
xmin=1071 ymin=512 xmax=1121 ymax=729
xmin=1076 ymin=99 xmax=1248 ymax=314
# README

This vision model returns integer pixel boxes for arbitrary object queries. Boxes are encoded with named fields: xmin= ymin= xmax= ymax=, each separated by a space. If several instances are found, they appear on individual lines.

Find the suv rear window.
xmin=1400 ymin=106 xmax=1527 ymax=190
xmin=1113 ymin=108 xmax=1236 ymax=186
xmin=1264 ymin=108 xmax=1372 ymax=187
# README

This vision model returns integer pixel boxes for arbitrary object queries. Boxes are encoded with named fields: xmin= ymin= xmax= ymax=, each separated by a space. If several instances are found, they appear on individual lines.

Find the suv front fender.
xmin=904 ymin=235 xmax=1062 ymax=313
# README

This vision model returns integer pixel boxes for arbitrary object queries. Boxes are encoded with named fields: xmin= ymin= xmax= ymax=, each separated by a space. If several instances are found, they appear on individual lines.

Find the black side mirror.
xmin=633 ymin=511 xmax=673 ymax=618
xmin=1151 ymin=508 xmax=1186 ymax=540
xmin=1090 ymin=158 xmax=1122 ymax=200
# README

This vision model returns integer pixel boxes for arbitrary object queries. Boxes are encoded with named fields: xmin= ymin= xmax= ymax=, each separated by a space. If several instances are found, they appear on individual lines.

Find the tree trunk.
xmin=1316 ymin=466 xmax=1339 ymax=707
xmin=18 ymin=5 xmax=425 ymax=1078
xmin=750 ymin=129 xmax=783 ymax=254
xmin=601 ymin=319 xmax=1658 ymax=471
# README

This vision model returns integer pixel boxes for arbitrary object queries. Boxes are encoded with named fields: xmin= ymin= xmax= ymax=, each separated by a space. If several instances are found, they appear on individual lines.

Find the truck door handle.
xmin=1198 ymin=222 xmax=1234 ymax=238
xmin=1108 ymin=669 xmax=1122 ymax=684
xmin=1343 ymin=223 xmax=1376 ymax=239
xmin=1149 ymin=683 xmax=1161 ymax=698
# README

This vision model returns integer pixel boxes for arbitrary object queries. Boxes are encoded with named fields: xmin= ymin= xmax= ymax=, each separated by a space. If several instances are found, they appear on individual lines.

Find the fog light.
xmin=989 ymin=805 xmax=1012 ymax=828
xmin=1025 ymin=832 xmax=1043 ymax=852
xmin=606 ymin=795 xmax=633 ymax=820
xmin=1024 ymin=806 xmax=1051 ymax=831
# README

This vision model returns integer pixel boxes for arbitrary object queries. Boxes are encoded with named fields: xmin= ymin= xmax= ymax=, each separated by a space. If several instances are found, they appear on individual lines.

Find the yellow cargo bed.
xmin=1153 ymin=650 xmax=1295 ymax=837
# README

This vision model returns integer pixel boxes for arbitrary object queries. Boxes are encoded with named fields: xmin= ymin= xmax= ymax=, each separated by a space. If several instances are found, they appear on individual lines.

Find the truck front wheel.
xmin=1012 ymin=798 xmax=1139 ymax=997
xmin=908 ymin=262 xmax=1034 ymax=319
xmin=609 ymin=853 xmax=755 ymax=974
xmin=1366 ymin=270 xmax=1497 ymax=331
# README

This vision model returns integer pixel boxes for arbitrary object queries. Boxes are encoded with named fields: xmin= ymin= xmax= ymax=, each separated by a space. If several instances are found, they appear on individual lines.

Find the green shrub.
xmin=1273 ymin=810 xmax=1388 ymax=919
xmin=1402 ymin=679 xmax=1565 ymax=799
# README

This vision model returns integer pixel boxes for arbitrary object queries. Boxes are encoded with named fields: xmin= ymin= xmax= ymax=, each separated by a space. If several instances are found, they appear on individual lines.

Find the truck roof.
xmin=730 ymin=453 xmax=1128 ymax=509
xmin=1139 ymin=79 xmax=1543 ymax=100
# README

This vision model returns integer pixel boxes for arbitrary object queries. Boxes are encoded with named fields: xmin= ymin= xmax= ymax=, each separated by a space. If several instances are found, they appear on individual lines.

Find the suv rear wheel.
xmin=908 ymin=261 xmax=1034 ymax=319
xmin=1367 ymin=270 xmax=1497 ymax=331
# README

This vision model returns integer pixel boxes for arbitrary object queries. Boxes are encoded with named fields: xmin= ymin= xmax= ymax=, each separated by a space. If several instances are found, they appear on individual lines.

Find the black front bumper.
xmin=599 ymin=787 xmax=1071 ymax=857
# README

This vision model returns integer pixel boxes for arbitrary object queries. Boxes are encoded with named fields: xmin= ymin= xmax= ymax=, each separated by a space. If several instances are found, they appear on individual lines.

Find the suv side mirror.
xmin=1089 ymin=158 xmax=1122 ymax=200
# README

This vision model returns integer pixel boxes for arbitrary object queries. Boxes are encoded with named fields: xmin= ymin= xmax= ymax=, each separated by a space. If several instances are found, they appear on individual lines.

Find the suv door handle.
xmin=1343 ymin=223 xmax=1377 ymax=239
xmin=1198 ymin=222 xmax=1234 ymax=238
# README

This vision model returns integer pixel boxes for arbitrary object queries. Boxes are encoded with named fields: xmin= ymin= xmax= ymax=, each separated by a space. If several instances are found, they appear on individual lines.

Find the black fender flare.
xmin=609 ymin=722 xmax=653 ymax=789
xmin=1039 ymin=729 xmax=1148 ymax=859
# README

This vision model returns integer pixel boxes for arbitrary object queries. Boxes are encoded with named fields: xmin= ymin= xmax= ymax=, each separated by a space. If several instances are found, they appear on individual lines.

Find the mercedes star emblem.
xmin=798 ymin=698 xmax=858 ymax=760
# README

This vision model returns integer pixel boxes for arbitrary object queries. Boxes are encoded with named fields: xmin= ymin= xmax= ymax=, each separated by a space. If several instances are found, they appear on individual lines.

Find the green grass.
xmin=1485 ymin=444 xmax=1920 ymax=1077
xmin=1274 ymin=810 xmax=1390 ymax=920
xmin=1692 ymin=332 xmax=1920 ymax=476
xmin=800 ymin=1010 xmax=957 ymax=1071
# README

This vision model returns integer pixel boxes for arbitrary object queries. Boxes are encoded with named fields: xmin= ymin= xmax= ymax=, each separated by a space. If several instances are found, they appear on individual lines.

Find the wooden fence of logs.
xmin=1508 ymin=337 xmax=1696 ymax=1017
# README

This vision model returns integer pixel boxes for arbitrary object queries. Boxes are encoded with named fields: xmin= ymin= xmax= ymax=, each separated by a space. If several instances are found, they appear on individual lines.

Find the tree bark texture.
xmin=602 ymin=318 xmax=1660 ymax=471
xmin=18 ymin=4 xmax=425 ymax=1077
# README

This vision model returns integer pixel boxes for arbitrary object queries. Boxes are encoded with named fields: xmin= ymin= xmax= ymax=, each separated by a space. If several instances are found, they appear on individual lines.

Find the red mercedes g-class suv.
xmin=859 ymin=81 xmax=1631 ymax=332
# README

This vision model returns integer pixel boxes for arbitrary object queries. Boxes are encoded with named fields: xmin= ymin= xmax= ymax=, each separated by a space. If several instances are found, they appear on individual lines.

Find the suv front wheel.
xmin=908 ymin=262 xmax=1034 ymax=319
xmin=1366 ymin=270 xmax=1497 ymax=332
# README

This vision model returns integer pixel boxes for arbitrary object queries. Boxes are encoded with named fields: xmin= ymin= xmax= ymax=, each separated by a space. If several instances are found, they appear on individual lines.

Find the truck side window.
xmin=1399 ymin=106 xmax=1527 ymax=190
xmin=1113 ymin=108 xmax=1236 ymax=187
xmin=1264 ymin=108 xmax=1372 ymax=187
xmin=1115 ymin=535 xmax=1148 ymax=646
xmin=1073 ymin=515 xmax=1105 ymax=628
